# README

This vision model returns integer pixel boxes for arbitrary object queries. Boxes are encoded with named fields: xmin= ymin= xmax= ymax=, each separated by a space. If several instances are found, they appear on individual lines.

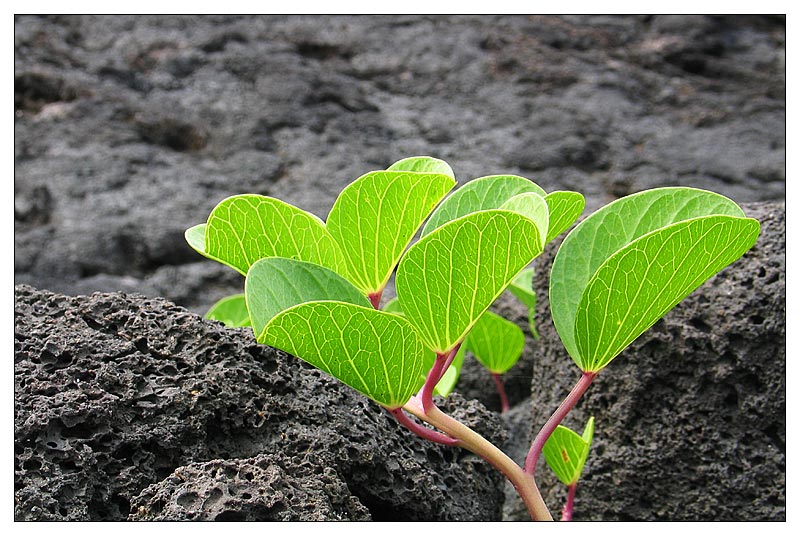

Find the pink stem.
xmin=368 ymin=290 xmax=383 ymax=309
xmin=389 ymin=407 xmax=458 ymax=446
xmin=419 ymin=352 xmax=448 ymax=412
xmin=561 ymin=483 xmax=576 ymax=521
xmin=524 ymin=371 xmax=596 ymax=475
xmin=492 ymin=373 xmax=510 ymax=413
xmin=439 ymin=343 xmax=461 ymax=381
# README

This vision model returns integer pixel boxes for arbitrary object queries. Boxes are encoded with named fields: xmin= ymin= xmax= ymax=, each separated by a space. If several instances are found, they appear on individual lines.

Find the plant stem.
xmin=404 ymin=396 xmax=553 ymax=521
xmin=491 ymin=373 xmax=509 ymax=413
xmin=418 ymin=352 xmax=448 ymax=412
xmin=561 ymin=483 xmax=576 ymax=521
xmin=389 ymin=408 xmax=458 ymax=446
xmin=368 ymin=290 xmax=383 ymax=309
xmin=524 ymin=371 xmax=596 ymax=475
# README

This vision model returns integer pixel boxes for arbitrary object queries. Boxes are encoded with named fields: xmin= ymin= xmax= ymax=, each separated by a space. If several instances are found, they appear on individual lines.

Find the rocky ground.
xmin=15 ymin=15 xmax=785 ymax=521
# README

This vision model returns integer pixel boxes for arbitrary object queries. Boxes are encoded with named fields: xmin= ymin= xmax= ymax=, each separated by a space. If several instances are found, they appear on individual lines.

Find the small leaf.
xmin=397 ymin=210 xmax=543 ymax=354
xmin=500 ymin=193 xmax=549 ymax=249
xmin=185 ymin=224 xmax=208 ymax=257
xmin=543 ymin=191 xmax=585 ymax=243
xmin=542 ymin=416 xmax=595 ymax=486
xmin=199 ymin=194 xmax=346 ymax=276
xmin=327 ymin=170 xmax=455 ymax=295
xmin=246 ymin=257 xmax=370 ymax=341
xmin=205 ymin=294 xmax=251 ymax=328
xmin=433 ymin=344 xmax=467 ymax=397
xmin=421 ymin=174 xmax=546 ymax=237
xmin=507 ymin=267 xmax=538 ymax=338
xmin=260 ymin=301 xmax=427 ymax=409
xmin=387 ymin=156 xmax=455 ymax=178
xmin=551 ymin=187 xmax=759 ymax=369
xmin=465 ymin=311 xmax=525 ymax=374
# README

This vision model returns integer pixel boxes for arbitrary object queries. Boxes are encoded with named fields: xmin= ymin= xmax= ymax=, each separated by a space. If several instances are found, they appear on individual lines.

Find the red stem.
xmin=491 ymin=373 xmax=509 ymax=413
xmin=524 ymin=371 xmax=596 ymax=475
xmin=368 ymin=290 xmax=383 ymax=309
xmin=561 ymin=483 xmax=576 ymax=521
xmin=389 ymin=408 xmax=458 ymax=446
xmin=439 ymin=342 xmax=461 ymax=380
xmin=419 ymin=352 xmax=448 ymax=412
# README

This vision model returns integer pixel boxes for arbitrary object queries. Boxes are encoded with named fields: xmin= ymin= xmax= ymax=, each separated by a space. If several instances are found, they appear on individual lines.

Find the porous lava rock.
xmin=14 ymin=285 xmax=506 ymax=521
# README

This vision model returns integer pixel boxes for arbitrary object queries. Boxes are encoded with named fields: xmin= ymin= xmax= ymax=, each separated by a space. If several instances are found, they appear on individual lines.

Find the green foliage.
xmin=245 ymin=257 xmax=370 ymax=341
xmin=186 ymin=195 xmax=346 ymax=276
xmin=542 ymin=417 xmax=595 ymax=486
xmin=465 ymin=311 xmax=525 ymax=374
xmin=550 ymin=187 xmax=760 ymax=372
xmin=396 ymin=209 xmax=544 ymax=354
xmin=260 ymin=301 xmax=427 ymax=409
xmin=387 ymin=156 xmax=455 ymax=178
xmin=507 ymin=267 xmax=539 ymax=338
xmin=204 ymin=294 xmax=251 ymax=328
xmin=326 ymin=169 xmax=454 ymax=296
xmin=543 ymin=191 xmax=585 ymax=244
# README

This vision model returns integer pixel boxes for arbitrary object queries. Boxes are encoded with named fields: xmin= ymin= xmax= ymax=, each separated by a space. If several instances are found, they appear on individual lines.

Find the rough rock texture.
xmin=14 ymin=285 xmax=506 ymax=521
xmin=492 ymin=201 xmax=784 ymax=521
xmin=14 ymin=15 xmax=784 ymax=315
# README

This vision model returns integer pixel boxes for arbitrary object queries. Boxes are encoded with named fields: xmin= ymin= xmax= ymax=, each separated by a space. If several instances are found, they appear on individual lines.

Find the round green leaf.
xmin=387 ymin=156 xmax=455 ymax=178
xmin=202 ymin=194 xmax=346 ymax=276
xmin=543 ymin=191 xmax=585 ymax=244
xmin=501 ymin=192 xmax=549 ymax=250
xmin=421 ymin=174 xmax=546 ymax=237
xmin=550 ymin=187 xmax=756 ymax=368
xmin=260 ymin=301 xmax=427 ymax=409
xmin=326 ymin=170 xmax=455 ymax=295
xmin=575 ymin=215 xmax=760 ymax=372
xmin=205 ymin=293 xmax=251 ymax=328
xmin=245 ymin=257 xmax=370 ymax=341
xmin=397 ymin=210 xmax=543 ymax=354
xmin=465 ymin=311 xmax=525 ymax=374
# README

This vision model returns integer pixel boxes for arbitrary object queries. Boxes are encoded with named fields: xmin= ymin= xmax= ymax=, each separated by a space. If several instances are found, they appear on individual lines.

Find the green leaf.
xmin=185 ymin=224 xmax=208 ymax=257
xmin=550 ymin=187 xmax=760 ymax=371
xmin=260 ymin=301 xmax=427 ymax=409
xmin=198 ymin=194 xmax=346 ymax=276
xmin=500 ymin=193 xmax=549 ymax=249
xmin=382 ymin=297 xmax=404 ymax=315
xmin=421 ymin=175 xmax=546 ymax=237
xmin=205 ymin=294 xmax=251 ymax=328
xmin=543 ymin=417 xmax=595 ymax=486
xmin=387 ymin=156 xmax=455 ymax=179
xmin=397 ymin=210 xmax=543 ymax=354
xmin=465 ymin=311 xmax=525 ymax=374
xmin=507 ymin=267 xmax=539 ymax=339
xmin=576 ymin=215 xmax=760 ymax=372
xmin=543 ymin=191 xmax=585 ymax=244
xmin=326 ymin=170 xmax=455 ymax=296
xmin=433 ymin=344 xmax=467 ymax=397
xmin=246 ymin=257 xmax=370 ymax=341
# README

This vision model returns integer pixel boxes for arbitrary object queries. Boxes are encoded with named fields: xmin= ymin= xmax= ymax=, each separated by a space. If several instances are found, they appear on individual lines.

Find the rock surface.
xmin=14 ymin=285 xmax=506 ymax=521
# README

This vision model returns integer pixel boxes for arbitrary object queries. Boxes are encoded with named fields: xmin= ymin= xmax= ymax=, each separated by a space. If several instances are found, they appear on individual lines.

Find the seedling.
xmin=185 ymin=156 xmax=759 ymax=520
xmin=542 ymin=416 xmax=595 ymax=521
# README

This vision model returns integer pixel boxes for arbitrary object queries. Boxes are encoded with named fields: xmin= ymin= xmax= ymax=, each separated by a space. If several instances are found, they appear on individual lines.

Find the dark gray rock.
xmin=497 ymin=201 xmax=784 ymax=520
xmin=14 ymin=285 xmax=506 ymax=521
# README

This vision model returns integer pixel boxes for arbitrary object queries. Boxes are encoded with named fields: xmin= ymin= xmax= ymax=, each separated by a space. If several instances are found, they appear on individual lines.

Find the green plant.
xmin=542 ymin=416 xmax=595 ymax=521
xmin=185 ymin=156 xmax=759 ymax=520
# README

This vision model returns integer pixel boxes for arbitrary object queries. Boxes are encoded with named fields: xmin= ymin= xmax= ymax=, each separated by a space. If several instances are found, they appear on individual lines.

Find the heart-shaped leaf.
xmin=465 ymin=311 xmax=525 ymax=374
xmin=421 ymin=175 xmax=546 ymax=237
xmin=326 ymin=170 xmax=455 ymax=296
xmin=501 ymin=193 xmax=549 ymax=250
xmin=260 ymin=301 xmax=427 ymax=409
xmin=397 ymin=210 xmax=543 ymax=354
xmin=543 ymin=191 xmax=585 ymax=243
xmin=205 ymin=293 xmax=251 ymax=328
xmin=191 ymin=194 xmax=346 ymax=276
xmin=387 ymin=156 xmax=455 ymax=178
xmin=550 ymin=187 xmax=760 ymax=371
xmin=542 ymin=417 xmax=595 ymax=486
xmin=245 ymin=257 xmax=370 ymax=341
